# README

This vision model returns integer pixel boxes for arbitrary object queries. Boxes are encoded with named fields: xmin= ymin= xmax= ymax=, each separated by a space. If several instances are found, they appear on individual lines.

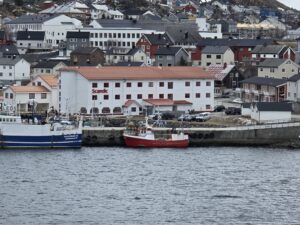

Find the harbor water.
xmin=1 ymin=147 xmax=300 ymax=224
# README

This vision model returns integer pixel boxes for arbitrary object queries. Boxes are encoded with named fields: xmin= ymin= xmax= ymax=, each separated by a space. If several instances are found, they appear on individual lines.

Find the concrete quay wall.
xmin=82 ymin=123 xmax=300 ymax=148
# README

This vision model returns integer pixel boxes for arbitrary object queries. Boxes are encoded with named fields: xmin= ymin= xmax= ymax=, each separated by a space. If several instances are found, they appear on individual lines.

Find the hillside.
xmin=227 ymin=0 xmax=291 ymax=10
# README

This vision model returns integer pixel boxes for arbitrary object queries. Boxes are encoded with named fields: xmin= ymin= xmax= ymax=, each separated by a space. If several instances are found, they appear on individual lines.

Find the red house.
xmin=136 ymin=33 xmax=172 ymax=59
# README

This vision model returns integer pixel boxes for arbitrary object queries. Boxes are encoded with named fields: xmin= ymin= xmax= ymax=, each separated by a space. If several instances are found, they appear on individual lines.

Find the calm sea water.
xmin=1 ymin=147 xmax=300 ymax=225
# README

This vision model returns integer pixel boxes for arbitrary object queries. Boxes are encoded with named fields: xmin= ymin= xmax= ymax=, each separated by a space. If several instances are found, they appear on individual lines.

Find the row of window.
xmin=92 ymin=81 xmax=211 ymax=88
xmin=91 ymin=41 xmax=135 ymax=48
xmin=260 ymin=68 xmax=296 ymax=73
xmin=206 ymin=55 xmax=222 ymax=59
xmin=91 ymin=93 xmax=211 ymax=100
xmin=4 ymin=93 xmax=47 ymax=99
xmin=0 ymin=66 xmax=13 ymax=69
xmin=90 ymin=32 xmax=141 ymax=39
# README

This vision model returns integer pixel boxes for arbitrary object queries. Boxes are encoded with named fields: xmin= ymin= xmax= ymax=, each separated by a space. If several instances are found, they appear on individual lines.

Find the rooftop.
xmin=66 ymin=31 xmax=90 ymax=39
xmin=239 ymin=76 xmax=286 ymax=87
xmin=17 ymin=31 xmax=45 ymax=41
xmin=202 ymin=46 xmax=230 ymax=54
xmin=258 ymin=58 xmax=288 ymax=68
xmin=253 ymin=102 xmax=292 ymax=112
xmin=61 ymin=66 xmax=214 ymax=81
xmin=9 ymin=85 xmax=50 ymax=93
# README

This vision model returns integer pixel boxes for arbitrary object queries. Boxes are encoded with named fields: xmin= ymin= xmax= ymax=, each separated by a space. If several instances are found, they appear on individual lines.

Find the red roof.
xmin=143 ymin=99 xmax=192 ymax=106
xmin=123 ymin=100 xmax=141 ymax=108
xmin=61 ymin=66 xmax=214 ymax=80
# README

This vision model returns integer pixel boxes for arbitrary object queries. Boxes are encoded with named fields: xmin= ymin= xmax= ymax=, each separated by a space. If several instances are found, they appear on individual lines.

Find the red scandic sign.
xmin=92 ymin=89 xmax=108 ymax=94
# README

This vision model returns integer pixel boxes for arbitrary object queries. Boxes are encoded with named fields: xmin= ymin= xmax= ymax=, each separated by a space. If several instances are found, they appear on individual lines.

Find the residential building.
xmin=91 ymin=4 xmax=124 ymax=20
xmin=70 ymin=47 xmax=105 ymax=66
xmin=0 ymin=57 xmax=30 ymax=83
xmin=238 ymin=76 xmax=287 ymax=102
xmin=5 ymin=14 xmax=83 ymax=47
xmin=3 ymin=74 xmax=58 ymax=113
xmin=58 ymin=66 xmax=215 ymax=115
xmin=32 ymin=60 xmax=67 ymax=77
xmin=155 ymin=46 xmax=189 ymax=66
xmin=0 ymin=45 xmax=20 ymax=58
xmin=65 ymin=31 xmax=90 ymax=56
xmin=286 ymin=74 xmax=300 ymax=102
xmin=252 ymin=45 xmax=296 ymax=62
xmin=16 ymin=31 xmax=50 ymax=54
xmin=105 ymin=47 xmax=147 ymax=65
xmin=201 ymin=46 xmax=234 ymax=67
xmin=258 ymin=59 xmax=299 ymax=79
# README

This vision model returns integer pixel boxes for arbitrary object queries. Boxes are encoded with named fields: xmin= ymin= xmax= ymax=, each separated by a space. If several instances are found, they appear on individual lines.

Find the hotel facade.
xmin=59 ymin=67 xmax=215 ymax=115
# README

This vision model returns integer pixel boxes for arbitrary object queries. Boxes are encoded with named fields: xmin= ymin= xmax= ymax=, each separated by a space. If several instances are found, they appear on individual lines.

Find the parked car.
xmin=177 ymin=114 xmax=196 ymax=122
xmin=195 ymin=112 xmax=211 ymax=122
xmin=232 ymin=98 xmax=243 ymax=104
xmin=213 ymin=105 xmax=226 ymax=112
xmin=225 ymin=107 xmax=241 ymax=115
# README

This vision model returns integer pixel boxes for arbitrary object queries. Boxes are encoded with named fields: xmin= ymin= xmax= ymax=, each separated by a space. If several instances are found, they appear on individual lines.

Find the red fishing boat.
xmin=123 ymin=117 xmax=189 ymax=148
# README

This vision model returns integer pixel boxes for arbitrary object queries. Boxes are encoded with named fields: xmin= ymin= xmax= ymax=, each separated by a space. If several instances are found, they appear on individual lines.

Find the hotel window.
xmin=90 ymin=33 xmax=94 ymax=38
xmin=185 ymin=81 xmax=190 ymax=87
xmin=196 ymin=93 xmax=200 ymax=98
xmin=104 ymin=82 xmax=109 ymax=88
xmin=92 ymin=82 xmax=98 ymax=88
xmin=127 ymin=33 xmax=130 ymax=38
xmin=41 ymin=93 xmax=47 ymax=99
xmin=148 ymin=94 xmax=153 ymax=99
xmin=113 ymin=33 xmax=116 ymax=38
xmin=92 ymin=95 xmax=97 ymax=100
xmin=29 ymin=93 xmax=35 ymax=99
xmin=148 ymin=82 xmax=153 ymax=87
xmin=167 ymin=94 xmax=173 ymax=100
xmin=115 ymin=82 xmax=120 ymax=88
xmin=137 ymin=94 xmax=142 ymax=99
xmin=109 ymin=33 xmax=112 ymax=38
xmin=206 ymin=93 xmax=211 ymax=98
xmin=123 ymin=33 xmax=125 ymax=38
xmin=126 ymin=94 xmax=131 ymax=99
xmin=206 ymin=105 xmax=211 ymax=110
xmin=115 ymin=95 xmax=120 ymax=100
xmin=126 ymin=82 xmax=131 ymax=87
xmin=103 ymin=95 xmax=109 ymax=100
xmin=159 ymin=94 xmax=164 ymax=99
xmin=118 ymin=33 xmax=121 ymax=38
xmin=168 ymin=82 xmax=173 ymax=89
xmin=206 ymin=81 xmax=211 ymax=86
xmin=185 ymin=93 xmax=190 ymax=98
xmin=137 ymin=33 xmax=140 ymax=38
xmin=9 ymin=73 xmax=12 ymax=77
xmin=104 ymin=33 xmax=107 ymax=38
xmin=95 ymin=33 xmax=98 ymax=38
xmin=196 ymin=81 xmax=201 ymax=86
xmin=159 ymin=82 xmax=164 ymax=87
xmin=137 ymin=82 xmax=143 ymax=87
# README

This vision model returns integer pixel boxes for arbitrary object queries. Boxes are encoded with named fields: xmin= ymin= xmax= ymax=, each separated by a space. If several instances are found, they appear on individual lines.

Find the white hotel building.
xmin=59 ymin=67 xmax=215 ymax=115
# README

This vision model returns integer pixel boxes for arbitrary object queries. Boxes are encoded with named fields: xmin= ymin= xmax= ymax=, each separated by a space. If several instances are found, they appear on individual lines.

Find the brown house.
xmin=70 ymin=47 xmax=105 ymax=66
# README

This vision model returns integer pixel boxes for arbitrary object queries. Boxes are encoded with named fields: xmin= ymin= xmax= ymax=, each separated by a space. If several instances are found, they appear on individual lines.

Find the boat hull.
xmin=124 ymin=134 xmax=189 ymax=148
xmin=0 ymin=134 xmax=82 ymax=149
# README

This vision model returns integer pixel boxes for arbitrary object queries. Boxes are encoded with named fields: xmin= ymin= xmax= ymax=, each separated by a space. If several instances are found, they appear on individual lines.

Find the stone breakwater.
xmin=82 ymin=122 xmax=300 ymax=148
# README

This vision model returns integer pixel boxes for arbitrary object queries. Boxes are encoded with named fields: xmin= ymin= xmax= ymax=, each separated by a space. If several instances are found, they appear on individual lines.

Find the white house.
xmin=16 ymin=31 xmax=50 ymax=54
xmin=3 ymin=74 xmax=58 ymax=113
xmin=5 ymin=14 xmax=83 ymax=47
xmin=0 ymin=57 xmax=30 ymax=82
xmin=58 ymin=66 xmax=215 ymax=115
xmin=201 ymin=46 xmax=234 ymax=67
xmin=250 ymin=102 xmax=292 ymax=123
xmin=91 ymin=4 xmax=124 ymax=20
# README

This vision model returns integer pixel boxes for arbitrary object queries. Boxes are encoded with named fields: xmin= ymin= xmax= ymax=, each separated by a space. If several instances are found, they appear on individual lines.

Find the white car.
xmin=232 ymin=98 xmax=243 ymax=104
xmin=195 ymin=112 xmax=211 ymax=122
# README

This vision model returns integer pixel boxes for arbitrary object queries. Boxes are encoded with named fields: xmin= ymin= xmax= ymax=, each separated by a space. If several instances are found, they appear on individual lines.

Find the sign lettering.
xmin=92 ymin=89 xmax=108 ymax=94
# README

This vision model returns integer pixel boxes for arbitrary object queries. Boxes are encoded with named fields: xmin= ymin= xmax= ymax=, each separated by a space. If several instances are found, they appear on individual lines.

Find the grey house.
xmin=155 ymin=47 xmax=189 ymax=66
xmin=66 ymin=31 xmax=90 ymax=54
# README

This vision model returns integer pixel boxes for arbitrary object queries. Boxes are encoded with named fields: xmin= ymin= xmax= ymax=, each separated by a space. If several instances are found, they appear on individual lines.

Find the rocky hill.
xmin=226 ymin=0 xmax=291 ymax=10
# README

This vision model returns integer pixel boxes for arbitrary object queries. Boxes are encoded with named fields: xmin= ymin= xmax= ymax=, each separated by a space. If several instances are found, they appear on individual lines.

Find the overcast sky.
xmin=277 ymin=0 xmax=300 ymax=10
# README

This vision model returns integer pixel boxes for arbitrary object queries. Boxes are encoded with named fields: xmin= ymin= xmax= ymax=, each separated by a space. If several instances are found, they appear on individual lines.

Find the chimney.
xmin=185 ymin=32 xmax=188 ymax=39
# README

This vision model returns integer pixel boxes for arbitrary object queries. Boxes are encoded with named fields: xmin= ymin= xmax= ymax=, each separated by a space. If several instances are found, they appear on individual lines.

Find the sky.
xmin=277 ymin=0 xmax=300 ymax=10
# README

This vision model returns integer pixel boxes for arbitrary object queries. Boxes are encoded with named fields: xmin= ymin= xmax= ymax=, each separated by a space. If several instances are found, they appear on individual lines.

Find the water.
xmin=1 ymin=147 xmax=300 ymax=225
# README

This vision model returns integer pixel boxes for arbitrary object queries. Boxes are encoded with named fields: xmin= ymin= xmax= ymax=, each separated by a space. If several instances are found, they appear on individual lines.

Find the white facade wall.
xmin=0 ymin=59 xmax=30 ymax=81
xmin=83 ymin=27 xmax=156 ymax=50
xmin=201 ymin=49 xmax=235 ymax=67
xmin=59 ymin=71 xmax=215 ymax=114
xmin=258 ymin=61 xmax=299 ymax=79
xmin=251 ymin=109 xmax=291 ymax=123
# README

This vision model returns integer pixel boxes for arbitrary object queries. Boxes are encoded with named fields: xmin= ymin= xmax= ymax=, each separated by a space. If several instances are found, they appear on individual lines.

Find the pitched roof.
xmin=32 ymin=60 xmax=66 ymax=69
xmin=0 ymin=45 xmax=19 ymax=56
xmin=143 ymin=99 xmax=174 ymax=106
xmin=155 ymin=46 xmax=183 ymax=56
xmin=207 ymin=64 xmax=236 ymax=81
xmin=123 ymin=100 xmax=141 ymax=108
xmin=173 ymin=100 xmax=192 ymax=105
xmin=288 ymin=74 xmax=300 ymax=82
xmin=252 ymin=45 xmax=286 ymax=54
xmin=143 ymin=33 xmax=171 ymax=45
xmin=202 ymin=46 xmax=230 ymax=54
xmin=197 ymin=38 xmax=273 ymax=47
xmin=9 ymin=86 xmax=50 ymax=93
xmin=66 ymin=31 xmax=90 ymax=39
xmin=71 ymin=47 xmax=101 ymax=54
xmin=38 ymin=74 xmax=58 ymax=87
xmin=21 ymin=51 xmax=59 ymax=64
xmin=0 ymin=57 xmax=23 ymax=65
xmin=166 ymin=26 xmax=201 ymax=44
xmin=61 ymin=66 xmax=214 ymax=80
xmin=17 ymin=31 xmax=45 ymax=41
xmin=258 ymin=58 xmax=287 ymax=68
xmin=126 ymin=47 xmax=143 ymax=56
xmin=5 ymin=14 xmax=57 ymax=24
xmin=254 ymin=102 xmax=292 ymax=112
xmin=239 ymin=76 xmax=286 ymax=87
